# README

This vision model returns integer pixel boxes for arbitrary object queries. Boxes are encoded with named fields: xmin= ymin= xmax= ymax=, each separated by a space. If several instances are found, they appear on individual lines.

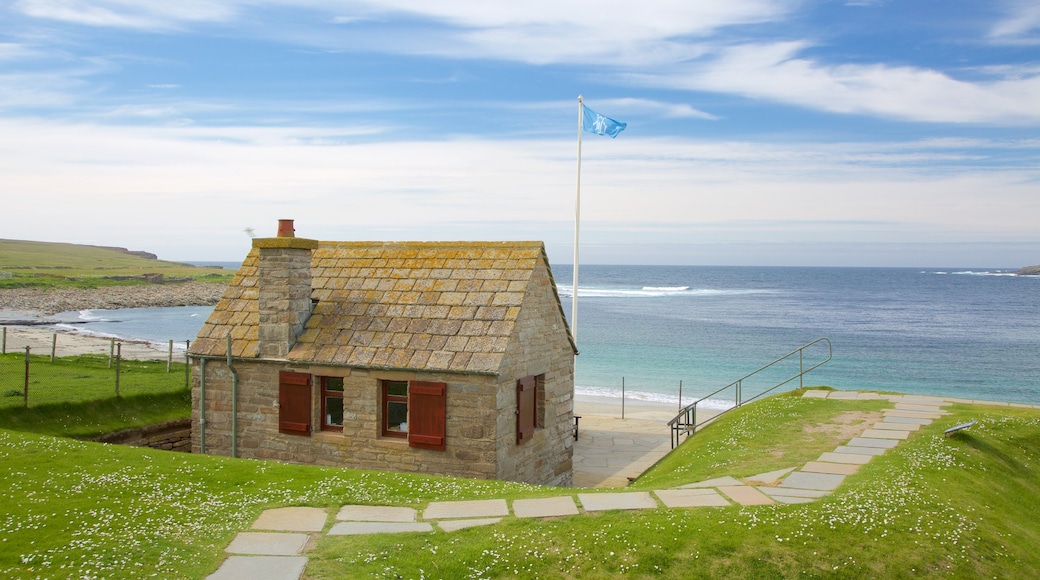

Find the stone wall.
xmin=192 ymin=360 xmax=501 ymax=480
xmin=94 ymin=418 xmax=192 ymax=452
xmin=492 ymin=260 xmax=575 ymax=487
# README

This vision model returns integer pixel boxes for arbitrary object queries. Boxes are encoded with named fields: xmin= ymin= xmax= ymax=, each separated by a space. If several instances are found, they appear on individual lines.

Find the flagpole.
xmin=573 ymin=95 xmax=583 ymax=344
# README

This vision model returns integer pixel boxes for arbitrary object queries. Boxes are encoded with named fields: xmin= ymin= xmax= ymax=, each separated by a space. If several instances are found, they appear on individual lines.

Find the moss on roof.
xmin=189 ymin=241 xmax=574 ymax=374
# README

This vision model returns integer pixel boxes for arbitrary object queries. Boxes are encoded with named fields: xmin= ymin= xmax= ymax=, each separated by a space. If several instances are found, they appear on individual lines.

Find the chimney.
xmin=253 ymin=219 xmax=319 ymax=358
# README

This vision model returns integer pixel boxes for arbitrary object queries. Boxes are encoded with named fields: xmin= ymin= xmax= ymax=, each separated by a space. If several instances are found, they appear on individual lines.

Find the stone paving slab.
xmin=854 ymin=392 xmax=882 ymax=400
xmin=895 ymin=403 xmax=946 ymax=413
xmin=654 ymin=489 xmax=730 ymax=508
xmin=834 ymin=445 xmax=887 ymax=456
xmin=819 ymin=451 xmax=872 ymax=465
xmin=512 ymin=496 xmax=579 ymax=519
xmin=860 ymin=429 xmax=910 ymax=440
xmin=744 ymin=467 xmax=796 ymax=485
xmin=679 ymin=476 xmax=743 ymax=488
xmin=225 ymin=533 xmax=309 ymax=556
xmin=872 ymin=422 xmax=920 ymax=431
xmin=423 ymin=499 xmax=509 ymax=520
xmin=328 ymin=522 xmax=434 ymax=535
xmin=899 ymin=396 xmax=952 ymax=406
xmin=760 ymin=487 xmax=829 ymax=499
xmin=438 ymin=518 xmax=503 ymax=532
xmin=881 ymin=416 xmax=932 ymax=425
xmin=207 ymin=555 xmax=308 ymax=580
xmin=885 ymin=409 xmax=943 ymax=419
xmin=771 ymin=495 xmax=817 ymax=504
xmin=827 ymin=391 xmax=860 ymax=399
xmin=252 ymin=507 xmax=328 ymax=533
xmin=848 ymin=437 xmax=900 ymax=449
xmin=802 ymin=390 xmax=830 ymax=398
xmin=578 ymin=492 xmax=658 ymax=512
xmin=337 ymin=505 xmax=416 ymax=522
xmin=780 ymin=471 xmax=845 ymax=491
xmin=802 ymin=461 xmax=859 ymax=475
xmin=717 ymin=485 xmax=774 ymax=506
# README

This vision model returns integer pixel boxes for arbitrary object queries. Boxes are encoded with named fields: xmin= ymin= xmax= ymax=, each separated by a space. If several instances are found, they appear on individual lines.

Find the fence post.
xmin=2 ymin=326 xmax=6 ymax=354
xmin=185 ymin=340 xmax=191 ymax=388
xmin=108 ymin=338 xmax=115 ymax=368
xmin=51 ymin=333 xmax=57 ymax=362
xmin=23 ymin=346 xmax=30 ymax=407
xmin=678 ymin=380 xmax=683 ymax=410
xmin=115 ymin=343 xmax=121 ymax=398
xmin=621 ymin=376 xmax=625 ymax=420
xmin=167 ymin=340 xmax=173 ymax=373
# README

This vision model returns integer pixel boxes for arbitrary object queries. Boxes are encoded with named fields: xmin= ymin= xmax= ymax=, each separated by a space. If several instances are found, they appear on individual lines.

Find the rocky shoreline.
xmin=0 ymin=281 xmax=227 ymax=317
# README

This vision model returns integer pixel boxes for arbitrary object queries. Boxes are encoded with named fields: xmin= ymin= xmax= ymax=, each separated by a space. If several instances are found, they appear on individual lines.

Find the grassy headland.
xmin=2 ymin=390 xmax=1038 ymax=578
xmin=0 ymin=238 xmax=232 ymax=289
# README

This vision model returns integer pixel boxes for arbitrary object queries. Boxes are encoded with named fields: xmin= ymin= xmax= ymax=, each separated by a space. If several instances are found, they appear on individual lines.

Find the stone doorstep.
xmin=336 ymin=505 xmax=417 ymax=523
xmin=654 ymin=489 xmax=731 ymax=508
xmin=859 ymin=429 xmax=911 ymax=440
xmin=225 ymin=532 xmax=310 ymax=556
xmin=872 ymin=422 xmax=921 ymax=431
xmin=716 ymin=485 xmax=774 ymax=506
xmin=512 ymin=496 xmax=579 ymax=519
xmin=327 ymin=522 xmax=434 ymax=536
xmin=423 ymin=499 xmax=509 ymax=520
xmin=578 ymin=492 xmax=657 ymax=512
xmin=438 ymin=518 xmax=503 ymax=532
xmin=818 ymin=452 xmax=872 ymax=465
xmin=206 ymin=555 xmax=309 ymax=580
xmin=801 ymin=461 xmax=859 ymax=475
xmin=251 ymin=507 xmax=328 ymax=533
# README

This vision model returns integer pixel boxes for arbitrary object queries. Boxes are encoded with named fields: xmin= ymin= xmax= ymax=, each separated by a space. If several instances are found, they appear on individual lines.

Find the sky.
xmin=1 ymin=1 xmax=1039 ymax=267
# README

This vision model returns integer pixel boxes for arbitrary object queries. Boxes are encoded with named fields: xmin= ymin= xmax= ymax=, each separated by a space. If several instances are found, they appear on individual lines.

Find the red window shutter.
xmin=408 ymin=381 xmax=446 ymax=451
xmin=278 ymin=371 xmax=311 ymax=435
xmin=517 ymin=375 xmax=536 ymax=444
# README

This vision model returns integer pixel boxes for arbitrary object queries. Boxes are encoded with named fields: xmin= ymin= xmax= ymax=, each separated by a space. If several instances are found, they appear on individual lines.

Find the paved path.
xmin=207 ymin=390 xmax=983 ymax=579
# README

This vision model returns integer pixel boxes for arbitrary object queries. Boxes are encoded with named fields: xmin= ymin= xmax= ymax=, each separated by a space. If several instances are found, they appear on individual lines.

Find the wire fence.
xmin=0 ymin=327 xmax=190 ymax=408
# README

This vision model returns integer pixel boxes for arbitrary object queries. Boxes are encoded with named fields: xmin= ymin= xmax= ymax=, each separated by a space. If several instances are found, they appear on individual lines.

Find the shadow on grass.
xmin=0 ymin=389 xmax=191 ymax=439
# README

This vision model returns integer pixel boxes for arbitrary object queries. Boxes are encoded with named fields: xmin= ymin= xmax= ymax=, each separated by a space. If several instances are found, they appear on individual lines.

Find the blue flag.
xmin=582 ymin=104 xmax=626 ymax=138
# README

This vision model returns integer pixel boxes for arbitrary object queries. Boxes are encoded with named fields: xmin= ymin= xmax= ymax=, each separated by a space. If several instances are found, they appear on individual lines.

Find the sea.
xmin=50 ymin=264 xmax=1040 ymax=408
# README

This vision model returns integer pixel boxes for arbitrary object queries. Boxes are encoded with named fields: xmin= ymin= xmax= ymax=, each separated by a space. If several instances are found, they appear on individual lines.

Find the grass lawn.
xmin=2 ymin=391 xmax=1038 ymax=578
xmin=0 ymin=353 xmax=189 ymax=409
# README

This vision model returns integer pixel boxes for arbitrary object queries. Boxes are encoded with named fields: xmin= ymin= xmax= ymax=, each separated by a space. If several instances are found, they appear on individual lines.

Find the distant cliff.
xmin=1016 ymin=265 xmax=1040 ymax=276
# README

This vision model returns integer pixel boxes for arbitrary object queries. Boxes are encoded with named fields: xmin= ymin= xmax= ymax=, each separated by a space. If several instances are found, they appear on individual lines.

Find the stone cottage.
xmin=188 ymin=221 xmax=577 ymax=486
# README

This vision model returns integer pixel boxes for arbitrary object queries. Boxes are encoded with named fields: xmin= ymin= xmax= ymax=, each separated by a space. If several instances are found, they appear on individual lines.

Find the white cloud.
xmin=1 ymin=119 xmax=1037 ymax=264
xmin=13 ymin=0 xmax=237 ymax=29
xmin=625 ymin=42 xmax=1040 ymax=125
xmin=990 ymin=1 xmax=1040 ymax=44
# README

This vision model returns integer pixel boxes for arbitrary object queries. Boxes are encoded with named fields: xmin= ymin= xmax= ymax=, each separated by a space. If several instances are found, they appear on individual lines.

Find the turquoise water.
xmin=54 ymin=265 xmax=1040 ymax=406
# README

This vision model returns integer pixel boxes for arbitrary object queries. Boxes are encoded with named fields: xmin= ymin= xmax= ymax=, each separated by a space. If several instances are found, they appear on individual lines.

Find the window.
xmin=381 ymin=380 xmax=447 ymax=451
xmin=278 ymin=371 xmax=311 ymax=435
xmin=382 ymin=380 xmax=409 ymax=438
xmin=321 ymin=377 xmax=344 ymax=432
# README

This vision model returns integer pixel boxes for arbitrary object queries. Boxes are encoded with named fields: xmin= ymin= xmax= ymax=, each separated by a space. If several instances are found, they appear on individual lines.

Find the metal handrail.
xmin=667 ymin=338 xmax=832 ymax=448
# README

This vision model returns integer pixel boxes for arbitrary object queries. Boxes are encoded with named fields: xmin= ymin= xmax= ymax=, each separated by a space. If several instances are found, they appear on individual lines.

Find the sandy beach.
xmin=1 ymin=324 xmax=186 ymax=361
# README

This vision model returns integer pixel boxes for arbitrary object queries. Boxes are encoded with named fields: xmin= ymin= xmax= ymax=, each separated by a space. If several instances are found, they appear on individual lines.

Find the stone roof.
xmin=189 ymin=241 xmax=574 ymax=374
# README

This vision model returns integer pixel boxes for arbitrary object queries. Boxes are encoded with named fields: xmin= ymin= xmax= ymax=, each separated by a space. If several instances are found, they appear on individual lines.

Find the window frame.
xmin=381 ymin=380 xmax=409 ymax=439
xmin=320 ymin=376 xmax=344 ymax=432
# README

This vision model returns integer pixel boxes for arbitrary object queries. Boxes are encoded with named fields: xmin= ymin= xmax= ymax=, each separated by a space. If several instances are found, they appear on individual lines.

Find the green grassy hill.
xmin=1 ymin=390 xmax=1037 ymax=578
xmin=0 ymin=238 xmax=231 ymax=288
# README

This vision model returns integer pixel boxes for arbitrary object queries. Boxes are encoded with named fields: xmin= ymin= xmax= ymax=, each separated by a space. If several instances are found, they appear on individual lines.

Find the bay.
xmin=54 ymin=265 xmax=1040 ymax=407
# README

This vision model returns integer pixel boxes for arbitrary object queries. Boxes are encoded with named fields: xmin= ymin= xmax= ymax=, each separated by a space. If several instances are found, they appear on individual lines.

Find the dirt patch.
xmin=803 ymin=410 xmax=885 ymax=441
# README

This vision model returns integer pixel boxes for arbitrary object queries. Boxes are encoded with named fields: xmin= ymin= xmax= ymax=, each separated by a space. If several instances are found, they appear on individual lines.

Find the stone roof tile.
xmin=188 ymin=240 xmax=576 ymax=373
